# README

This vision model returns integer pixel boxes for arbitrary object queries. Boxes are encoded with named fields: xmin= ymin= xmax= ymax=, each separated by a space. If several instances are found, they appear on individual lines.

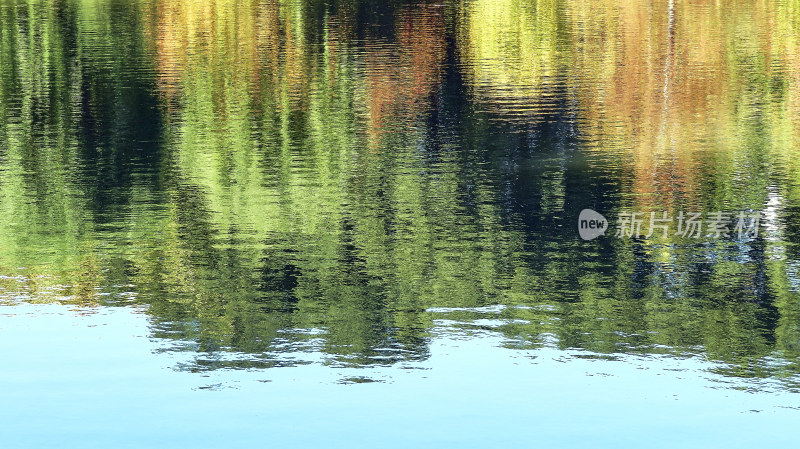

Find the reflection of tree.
xmin=458 ymin=0 xmax=565 ymax=121
xmin=563 ymin=0 xmax=798 ymax=212
xmin=364 ymin=3 xmax=446 ymax=147
xmin=0 ymin=0 xmax=800 ymax=387
xmin=0 ymin=0 xmax=158 ymax=308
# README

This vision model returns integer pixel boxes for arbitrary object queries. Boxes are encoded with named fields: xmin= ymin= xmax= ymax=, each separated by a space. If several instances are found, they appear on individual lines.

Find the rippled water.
xmin=2 ymin=0 xmax=800 ymax=446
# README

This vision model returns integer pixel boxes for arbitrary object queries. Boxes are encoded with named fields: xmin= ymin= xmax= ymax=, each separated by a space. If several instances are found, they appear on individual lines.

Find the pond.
xmin=1 ymin=0 xmax=799 ymax=447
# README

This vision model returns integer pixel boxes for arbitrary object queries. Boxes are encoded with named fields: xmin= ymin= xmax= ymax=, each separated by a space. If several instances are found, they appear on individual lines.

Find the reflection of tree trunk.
xmin=659 ymin=0 xmax=676 ymax=191
xmin=661 ymin=0 xmax=674 ymax=135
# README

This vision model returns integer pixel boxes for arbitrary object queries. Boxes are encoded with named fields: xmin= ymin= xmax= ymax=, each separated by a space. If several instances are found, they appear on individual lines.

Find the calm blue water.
xmin=2 ymin=302 xmax=798 ymax=448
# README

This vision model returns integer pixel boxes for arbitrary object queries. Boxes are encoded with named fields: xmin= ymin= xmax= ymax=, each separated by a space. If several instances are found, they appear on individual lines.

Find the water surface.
xmin=2 ymin=0 xmax=800 ymax=446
